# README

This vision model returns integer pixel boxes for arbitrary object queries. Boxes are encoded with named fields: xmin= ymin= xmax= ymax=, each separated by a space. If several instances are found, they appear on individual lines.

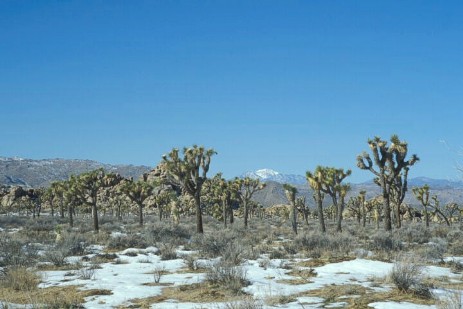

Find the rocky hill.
xmin=0 ymin=157 xmax=151 ymax=188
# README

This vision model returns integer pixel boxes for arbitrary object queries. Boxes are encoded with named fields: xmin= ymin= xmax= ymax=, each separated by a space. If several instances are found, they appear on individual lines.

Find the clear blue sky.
xmin=1 ymin=1 xmax=462 ymax=182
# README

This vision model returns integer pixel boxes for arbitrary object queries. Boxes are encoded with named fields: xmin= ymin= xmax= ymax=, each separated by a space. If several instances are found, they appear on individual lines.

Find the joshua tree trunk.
xmin=195 ymin=191 xmax=203 ymax=234
xmin=290 ymin=202 xmax=297 ymax=234
xmin=222 ymin=198 xmax=227 ymax=228
xmin=68 ymin=204 xmax=74 ymax=227
xmin=244 ymin=200 xmax=249 ymax=228
xmin=92 ymin=202 xmax=99 ymax=233
xmin=316 ymin=191 xmax=326 ymax=233
xmin=138 ymin=202 xmax=144 ymax=226
xmin=336 ymin=197 xmax=344 ymax=233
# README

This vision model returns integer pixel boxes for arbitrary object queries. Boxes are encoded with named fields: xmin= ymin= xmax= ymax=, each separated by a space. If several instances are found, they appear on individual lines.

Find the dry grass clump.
xmin=0 ymin=284 xmax=111 ymax=308
xmin=0 ymin=267 xmax=40 ymax=291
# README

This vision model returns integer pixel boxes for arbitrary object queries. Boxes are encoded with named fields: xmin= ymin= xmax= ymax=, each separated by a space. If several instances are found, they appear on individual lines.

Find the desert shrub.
xmin=397 ymin=224 xmax=431 ymax=244
xmin=446 ymin=229 xmax=463 ymax=243
xmin=449 ymin=239 xmax=463 ymax=256
xmin=43 ymin=248 xmax=69 ymax=267
xmin=389 ymin=254 xmax=431 ymax=298
xmin=294 ymin=231 xmax=354 ymax=257
xmin=0 ymin=234 xmax=38 ymax=268
xmin=106 ymin=233 xmax=147 ymax=250
xmin=268 ymin=249 xmax=287 ymax=260
xmin=59 ymin=232 xmax=88 ymax=256
xmin=158 ymin=243 xmax=178 ymax=260
xmin=182 ymin=254 xmax=201 ymax=271
xmin=222 ymin=242 xmax=247 ymax=266
xmin=419 ymin=238 xmax=447 ymax=262
xmin=432 ymin=225 xmax=450 ymax=239
xmin=191 ymin=230 xmax=238 ymax=258
xmin=153 ymin=265 xmax=165 ymax=283
xmin=78 ymin=266 xmax=96 ymax=280
xmin=206 ymin=260 xmax=249 ymax=294
xmin=0 ymin=267 xmax=40 ymax=291
xmin=145 ymin=222 xmax=191 ymax=245
xmin=368 ymin=232 xmax=403 ymax=252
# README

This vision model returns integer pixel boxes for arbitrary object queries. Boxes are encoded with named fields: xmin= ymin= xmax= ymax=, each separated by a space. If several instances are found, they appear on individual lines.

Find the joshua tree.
xmin=306 ymin=167 xmax=326 ymax=233
xmin=235 ymin=177 xmax=266 ymax=229
xmin=162 ymin=145 xmax=216 ymax=234
xmin=120 ymin=178 xmax=155 ymax=226
xmin=413 ymin=185 xmax=450 ymax=227
xmin=357 ymin=135 xmax=419 ymax=231
xmin=203 ymin=173 xmax=237 ymax=227
xmin=70 ymin=168 xmax=109 ymax=233
xmin=283 ymin=184 xmax=298 ymax=234
xmin=296 ymin=196 xmax=310 ymax=227
xmin=307 ymin=166 xmax=350 ymax=232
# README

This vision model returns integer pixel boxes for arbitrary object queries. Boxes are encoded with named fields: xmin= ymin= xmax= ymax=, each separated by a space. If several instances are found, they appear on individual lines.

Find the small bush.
xmin=106 ymin=233 xmax=147 ymax=250
xmin=191 ymin=231 xmax=233 ymax=258
xmin=369 ymin=232 xmax=403 ymax=252
xmin=60 ymin=232 xmax=88 ymax=256
xmin=158 ymin=243 xmax=178 ymax=260
xmin=182 ymin=254 xmax=200 ymax=271
xmin=389 ymin=255 xmax=431 ymax=298
xmin=294 ymin=231 xmax=354 ymax=257
xmin=145 ymin=222 xmax=191 ymax=245
xmin=206 ymin=260 xmax=249 ymax=294
xmin=78 ymin=266 xmax=97 ymax=280
xmin=397 ymin=224 xmax=431 ymax=244
xmin=153 ymin=265 xmax=165 ymax=283
xmin=44 ymin=248 xmax=69 ymax=267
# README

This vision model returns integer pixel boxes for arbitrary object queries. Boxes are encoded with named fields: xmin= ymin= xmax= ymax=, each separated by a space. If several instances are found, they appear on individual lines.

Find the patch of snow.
xmin=368 ymin=302 xmax=436 ymax=309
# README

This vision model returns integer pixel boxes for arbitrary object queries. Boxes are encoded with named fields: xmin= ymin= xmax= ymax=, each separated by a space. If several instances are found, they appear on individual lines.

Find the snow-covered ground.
xmin=30 ymin=246 xmax=463 ymax=309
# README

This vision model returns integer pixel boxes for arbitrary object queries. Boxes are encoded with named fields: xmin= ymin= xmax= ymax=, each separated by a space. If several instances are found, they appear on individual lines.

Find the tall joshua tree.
xmin=306 ymin=167 xmax=326 ymax=233
xmin=235 ymin=177 xmax=266 ymax=229
xmin=283 ymin=184 xmax=298 ymax=234
xmin=357 ymin=135 xmax=419 ymax=231
xmin=70 ymin=168 xmax=108 ymax=233
xmin=321 ymin=167 xmax=351 ymax=233
xmin=162 ymin=145 xmax=216 ymax=234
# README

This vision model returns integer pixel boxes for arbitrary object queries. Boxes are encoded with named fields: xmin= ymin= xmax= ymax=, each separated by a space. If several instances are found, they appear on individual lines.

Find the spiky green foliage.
xmin=162 ymin=145 xmax=216 ymax=233
xmin=357 ymin=135 xmax=419 ymax=231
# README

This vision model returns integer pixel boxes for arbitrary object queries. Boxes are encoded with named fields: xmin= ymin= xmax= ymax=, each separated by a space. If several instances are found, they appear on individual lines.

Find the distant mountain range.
xmin=241 ymin=169 xmax=463 ymax=207
xmin=241 ymin=168 xmax=463 ymax=189
xmin=1 ymin=158 xmax=462 ymax=207
xmin=0 ymin=157 xmax=151 ymax=188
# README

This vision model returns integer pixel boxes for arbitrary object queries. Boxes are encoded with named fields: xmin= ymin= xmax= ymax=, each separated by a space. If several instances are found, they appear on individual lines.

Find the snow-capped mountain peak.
xmin=255 ymin=168 xmax=280 ymax=178
xmin=241 ymin=168 xmax=306 ymax=185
